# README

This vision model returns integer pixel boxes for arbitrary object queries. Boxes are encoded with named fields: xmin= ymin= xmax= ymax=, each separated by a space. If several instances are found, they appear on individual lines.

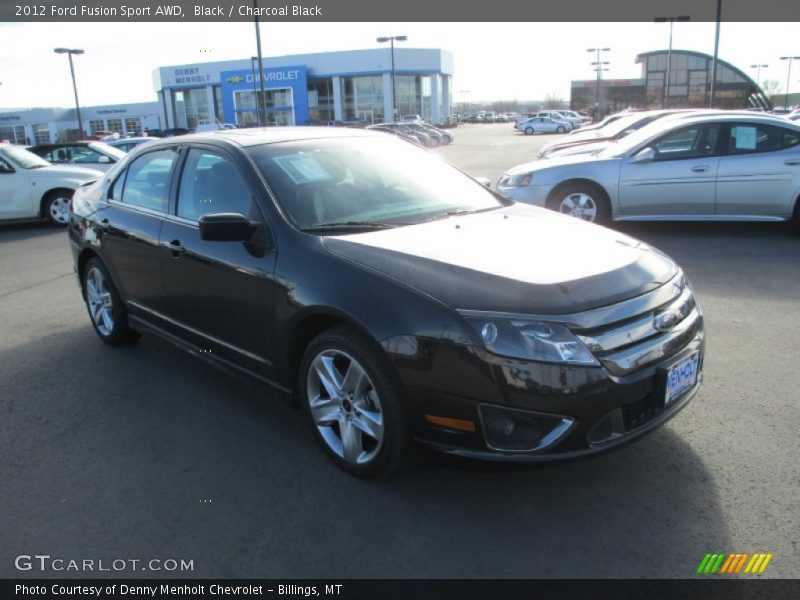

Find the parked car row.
xmin=366 ymin=122 xmax=454 ymax=147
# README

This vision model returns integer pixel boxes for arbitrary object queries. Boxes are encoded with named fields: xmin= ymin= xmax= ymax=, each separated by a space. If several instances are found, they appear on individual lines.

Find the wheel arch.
xmin=546 ymin=178 xmax=613 ymax=213
xmin=286 ymin=308 xmax=382 ymax=394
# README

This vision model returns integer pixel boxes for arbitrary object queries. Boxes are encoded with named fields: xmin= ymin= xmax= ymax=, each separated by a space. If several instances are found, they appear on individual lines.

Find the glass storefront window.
xmin=89 ymin=120 xmax=105 ymax=134
xmin=125 ymin=118 xmax=142 ymax=134
xmin=32 ymin=123 xmax=51 ymax=144
xmin=107 ymin=119 xmax=122 ymax=133
xmin=0 ymin=126 xmax=26 ymax=144
xmin=341 ymin=76 xmax=384 ymax=123
xmin=307 ymin=78 xmax=334 ymax=122
xmin=183 ymin=87 xmax=211 ymax=129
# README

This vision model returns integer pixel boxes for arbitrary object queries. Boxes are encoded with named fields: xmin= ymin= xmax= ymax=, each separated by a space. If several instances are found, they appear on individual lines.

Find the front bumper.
xmin=386 ymin=325 xmax=704 ymax=463
xmin=495 ymin=183 xmax=552 ymax=207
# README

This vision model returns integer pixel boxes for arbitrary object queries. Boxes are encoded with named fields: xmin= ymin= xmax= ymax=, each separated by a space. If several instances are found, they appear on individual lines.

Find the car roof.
xmin=30 ymin=141 xmax=93 ymax=149
xmin=141 ymin=126 xmax=379 ymax=149
xmin=659 ymin=112 xmax=800 ymax=129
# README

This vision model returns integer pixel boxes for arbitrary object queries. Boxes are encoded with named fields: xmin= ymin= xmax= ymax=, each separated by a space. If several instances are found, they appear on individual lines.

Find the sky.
xmin=0 ymin=21 xmax=798 ymax=110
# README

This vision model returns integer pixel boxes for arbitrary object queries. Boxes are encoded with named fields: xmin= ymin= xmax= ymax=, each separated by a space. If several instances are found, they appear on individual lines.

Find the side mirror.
xmin=632 ymin=147 xmax=655 ymax=164
xmin=97 ymin=155 xmax=111 ymax=164
xmin=475 ymin=176 xmax=492 ymax=188
xmin=199 ymin=212 xmax=259 ymax=242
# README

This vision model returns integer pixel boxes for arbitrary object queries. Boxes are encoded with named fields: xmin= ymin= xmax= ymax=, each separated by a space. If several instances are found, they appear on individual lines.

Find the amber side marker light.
xmin=425 ymin=415 xmax=476 ymax=432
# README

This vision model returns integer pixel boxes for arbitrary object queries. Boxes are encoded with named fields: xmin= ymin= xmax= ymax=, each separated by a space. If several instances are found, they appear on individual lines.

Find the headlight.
xmin=501 ymin=172 xmax=533 ymax=187
xmin=461 ymin=315 xmax=599 ymax=366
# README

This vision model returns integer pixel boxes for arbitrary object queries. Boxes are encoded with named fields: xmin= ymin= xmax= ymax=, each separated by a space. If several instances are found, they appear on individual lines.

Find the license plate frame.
xmin=664 ymin=352 xmax=700 ymax=406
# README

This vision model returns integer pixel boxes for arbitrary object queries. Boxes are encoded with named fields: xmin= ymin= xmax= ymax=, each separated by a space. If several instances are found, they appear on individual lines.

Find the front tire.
xmin=547 ymin=184 xmax=611 ymax=224
xmin=300 ymin=326 xmax=410 ymax=477
xmin=82 ymin=258 xmax=139 ymax=345
xmin=524 ymin=127 xmax=534 ymax=135
xmin=43 ymin=190 xmax=73 ymax=226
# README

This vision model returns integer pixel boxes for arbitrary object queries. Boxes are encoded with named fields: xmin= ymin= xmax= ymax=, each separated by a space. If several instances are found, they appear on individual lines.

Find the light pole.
xmin=654 ymin=16 xmax=690 ymax=107
xmin=250 ymin=56 xmax=260 ymax=126
xmin=253 ymin=0 xmax=267 ymax=126
xmin=377 ymin=35 xmax=407 ymax=122
xmin=587 ymin=48 xmax=610 ymax=120
xmin=459 ymin=89 xmax=470 ymax=113
xmin=54 ymin=48 xmax=84 ymax=140
xmin=750 ymin=64 xmax=768 ymax=88
xmin=780 ymin=56 xmax=800 ymax=110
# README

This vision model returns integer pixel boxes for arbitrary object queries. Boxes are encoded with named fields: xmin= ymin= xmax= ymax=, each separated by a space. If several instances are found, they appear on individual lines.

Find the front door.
xmin=0 ymin=156 xmax=33 ymax=220
xmin=159 ymin=146 xmax=279 ymax=380
xmin=618 ymin=124 xmax=721 ymax=217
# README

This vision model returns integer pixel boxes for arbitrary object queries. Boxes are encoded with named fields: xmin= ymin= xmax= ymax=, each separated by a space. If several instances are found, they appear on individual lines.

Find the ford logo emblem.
xmin=654 ymin=311 xmax=680 ymax=332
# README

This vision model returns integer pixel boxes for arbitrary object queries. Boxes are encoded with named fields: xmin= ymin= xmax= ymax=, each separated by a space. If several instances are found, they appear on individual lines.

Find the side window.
xmin=45 ymin=148 xmax=70 ymax=163
xmin=176 ymin=149 xmax=253 ymax=221
xmin=653 ymin=126 xmax=719 ymax=160
xmin=119 ymin=148 xmax=178 ymax=213
xmin=782 ymin=129 xmax=800 ymax=150
xmin=728 ymin=124 xmax=783 ymax=155
xmin=70 ymin=146 xmax=104 ymax=163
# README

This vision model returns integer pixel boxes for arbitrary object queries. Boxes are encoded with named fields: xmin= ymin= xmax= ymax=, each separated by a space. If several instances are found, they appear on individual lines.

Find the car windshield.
xmin=88 ymin=141 xmax=126 ymax=160
xmin=247 ymin=136 xmax=504 ymax=232
xmin=1 ymin=145 xmax=51 ymax=169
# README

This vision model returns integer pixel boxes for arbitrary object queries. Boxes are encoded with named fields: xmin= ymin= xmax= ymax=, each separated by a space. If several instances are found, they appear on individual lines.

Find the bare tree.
xmin=761 ymin=79 xmax=782 ymax=99
xmin=542 ymin=93 xmax=565 ymax=109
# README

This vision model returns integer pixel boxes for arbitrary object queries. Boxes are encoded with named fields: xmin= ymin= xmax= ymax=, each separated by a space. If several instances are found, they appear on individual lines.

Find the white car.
xmin=0 ymin=144 xmax=103 ymax=225
xmin=28 ymin=141 xmax=126 ymax=173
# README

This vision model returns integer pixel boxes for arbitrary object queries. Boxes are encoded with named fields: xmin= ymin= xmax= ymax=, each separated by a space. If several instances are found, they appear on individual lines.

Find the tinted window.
xmin=176 ymin=149 xmax=252 ymax=221
xmin=653 ymin=126 xmax=719 ymax=160
xmin=728 ymin=124 xmax=792 ymax=155
xmin=119 ymin=149 xmax=177 ymax=213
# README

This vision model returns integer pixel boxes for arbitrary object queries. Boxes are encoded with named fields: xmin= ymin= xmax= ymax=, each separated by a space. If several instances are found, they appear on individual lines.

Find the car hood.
xmin=506 ymin=152 xmax=611 ymax=176
xmin=322 ymin=204 xmax=676 ymax=314
xmin=32 ymin=165 xmax=104 ymax=179
xmin=546 ymin=140 xmax=613 ymax=159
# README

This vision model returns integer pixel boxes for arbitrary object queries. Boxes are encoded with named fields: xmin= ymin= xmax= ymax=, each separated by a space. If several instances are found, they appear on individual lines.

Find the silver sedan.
xmin=497 ymin=114 xmax=800 ymax=224
xmin=517 ymin=117 xmax=571 ymax=135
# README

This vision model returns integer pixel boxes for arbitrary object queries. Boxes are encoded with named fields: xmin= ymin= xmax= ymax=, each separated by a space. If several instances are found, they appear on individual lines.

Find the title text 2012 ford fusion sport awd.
xmin=68 ymin=128 xmax=704 ymax=477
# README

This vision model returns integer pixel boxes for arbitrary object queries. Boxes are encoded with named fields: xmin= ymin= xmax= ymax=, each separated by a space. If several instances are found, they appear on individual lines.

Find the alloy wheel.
xmin=559 ymin=193 xmax=598 ymax=222
xmin=306 ymin=349 xmax=384 ymax=465
xmin=86 ymin=267 xmax=115 ymax=336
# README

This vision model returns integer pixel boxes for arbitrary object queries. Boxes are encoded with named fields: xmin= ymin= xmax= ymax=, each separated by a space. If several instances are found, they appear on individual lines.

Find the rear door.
xmin=159 ymin=145 xmax=279 ymax=379
xmin=715 ymin=122 xmax=800 ymax=217
xmin=96 ymin=147 xmax=179 ymax=319
xmin=618 ymin=123 xmax=721 ymax=217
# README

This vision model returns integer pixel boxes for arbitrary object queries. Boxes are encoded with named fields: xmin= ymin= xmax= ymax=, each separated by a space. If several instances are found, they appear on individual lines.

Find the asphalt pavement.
xmin=1 ymin=123 xmax=798 ymax=578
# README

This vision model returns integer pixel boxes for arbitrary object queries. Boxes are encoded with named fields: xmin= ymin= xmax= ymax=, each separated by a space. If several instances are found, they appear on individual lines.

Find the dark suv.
xmin=68 ymin=128 xmax=704 ymax=477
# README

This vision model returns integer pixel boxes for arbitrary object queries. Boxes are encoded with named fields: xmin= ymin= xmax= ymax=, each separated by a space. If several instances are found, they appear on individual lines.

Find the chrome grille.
xmin=574 ymin=271 xmax=702 ymax=376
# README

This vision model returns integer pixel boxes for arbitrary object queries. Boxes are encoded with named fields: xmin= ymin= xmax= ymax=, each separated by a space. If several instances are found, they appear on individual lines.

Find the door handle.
xmin=691 ymin=165 xmax=709 ymax=172
xmin=162 ymin=239 xmax=185 ymax=256
xmin=784 ymin=159 xmax=800 ymax=166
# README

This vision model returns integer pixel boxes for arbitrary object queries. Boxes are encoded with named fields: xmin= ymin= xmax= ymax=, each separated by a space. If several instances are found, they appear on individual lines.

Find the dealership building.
xmin=153 ymin=47 xmax=454 ymax=129
xmin=0 ymin=47 xmax=453 ymax=144
xmin=571 ymin=49 xmax=772 ymax=115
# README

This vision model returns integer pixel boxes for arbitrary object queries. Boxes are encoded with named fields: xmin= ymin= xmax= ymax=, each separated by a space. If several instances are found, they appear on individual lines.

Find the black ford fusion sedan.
xmin=68 ymin=127 xmax=704 ymax=477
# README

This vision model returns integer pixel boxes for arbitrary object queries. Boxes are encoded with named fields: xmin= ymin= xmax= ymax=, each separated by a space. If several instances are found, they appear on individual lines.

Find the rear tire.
xmin=82 ymin=258 xmax=140 ymax=346
xmin=300 ymin=326 xmax=411 ymax=478
xmin=556 ymin=126 xmax=566 ymax=134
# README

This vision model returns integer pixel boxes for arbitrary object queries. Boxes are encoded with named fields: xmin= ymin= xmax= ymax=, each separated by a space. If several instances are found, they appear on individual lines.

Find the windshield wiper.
xmin=422 ymin=205 xmax=501 ymax=223
xmin=301 ymin=220 xmax=399 ymax=233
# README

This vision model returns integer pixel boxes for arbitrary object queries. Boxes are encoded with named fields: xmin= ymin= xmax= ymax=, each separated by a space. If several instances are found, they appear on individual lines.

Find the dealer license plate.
xmin=665 ymin=352 xmax=700 ymax=406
